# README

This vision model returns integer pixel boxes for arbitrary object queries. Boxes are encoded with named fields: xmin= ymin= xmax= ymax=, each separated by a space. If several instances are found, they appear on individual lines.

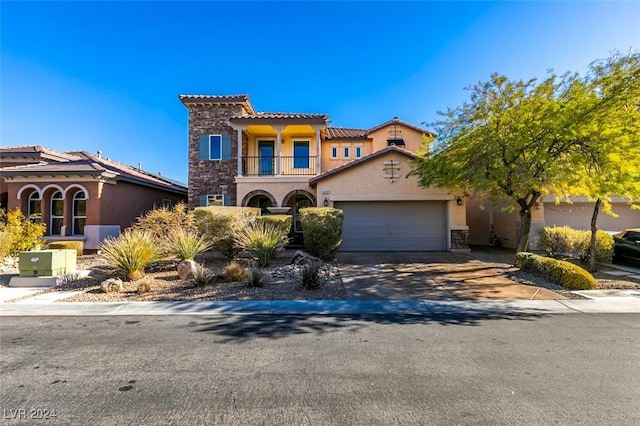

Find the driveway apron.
xmin=336 ymin=252 xmax=564 ymax=300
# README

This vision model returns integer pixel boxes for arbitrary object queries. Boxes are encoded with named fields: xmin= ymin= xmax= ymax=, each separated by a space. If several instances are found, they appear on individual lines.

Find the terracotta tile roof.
xmin=0 ymin=145 xmax=82 ymax=162
xmin=1 ymin=149 xmax=186 ymax=194
xmin=309 ymin=145 xmax=416 ymax=187
xmin=179 ymin=94 xmax=256 ymax=114
xmin=76 ymin=151 xmax=187 ymax=192
xmin=230 ymin=112 xmax=328 ymax=122
xmin=325 ymin=127 xmax=369 ymax=140
xmin=368 ymin=117 xmax=436 ymax=137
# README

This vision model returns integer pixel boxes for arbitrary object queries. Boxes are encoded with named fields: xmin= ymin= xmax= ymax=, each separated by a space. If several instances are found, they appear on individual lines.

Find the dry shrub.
xmin=223 ymin=261 xmax=248 ymax=282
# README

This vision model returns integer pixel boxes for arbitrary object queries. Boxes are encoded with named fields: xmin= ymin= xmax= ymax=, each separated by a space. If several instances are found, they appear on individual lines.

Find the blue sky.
xmin=1 ymin=1 xmax=638 ymax=184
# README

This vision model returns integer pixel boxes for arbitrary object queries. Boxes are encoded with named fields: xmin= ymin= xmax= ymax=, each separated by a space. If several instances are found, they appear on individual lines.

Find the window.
xmin=343 ymin=146 xmax=350 ymax=159
xmin=355 ymin=146 xmax=362 ymax=158
xmin=72 ymin=191 xmax=86 ymax=235
xmin=199 ymin=194 xmax=231 ymax=207
xmin=50 ymin=191 xmax=64 ymax=235
xmin=162 ymin=199 xmax=172 ymax=209
xmin=209 ymin=135 xmax=222 ymax=160
xmin=28 ymin=192 xmax=41 ymax=222
xmin=331 ymin=146 xmax=338 ymax=159
xmin=293 ymin=141 xmax=310 ymax=169
xmin=199 ymin=134 xmax=232 ymax=161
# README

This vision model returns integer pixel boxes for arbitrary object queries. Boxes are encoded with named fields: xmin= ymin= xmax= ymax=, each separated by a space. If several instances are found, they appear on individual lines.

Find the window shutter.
xmin=221 ymin=135 xmax=232 ymax=160
xmin=223 ymin=195 xmax=231 ymax=206
xmin=199 ymin=195 xmax=208 ymax=207
xmin=199 ymin=135 xmax=210 ymax=160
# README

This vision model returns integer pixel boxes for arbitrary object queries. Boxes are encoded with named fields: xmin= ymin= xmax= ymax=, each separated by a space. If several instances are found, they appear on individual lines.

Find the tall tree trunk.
xmin=588 ymin=199 xmax=601 ymax=272
xmin=516 ymin=208 xmax=532 ymax=253
xmin=515 ymin=191 xmax=541 ymax=253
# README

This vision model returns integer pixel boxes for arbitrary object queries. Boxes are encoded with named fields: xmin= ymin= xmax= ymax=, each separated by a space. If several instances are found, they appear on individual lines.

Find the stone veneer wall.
xmin=450 ymin=229 xmax=469 ymax=250
xmin=187 ymin=103 xmax=247 ymax=209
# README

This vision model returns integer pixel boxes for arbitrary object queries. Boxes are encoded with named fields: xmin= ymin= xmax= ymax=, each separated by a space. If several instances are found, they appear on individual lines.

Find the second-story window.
xmin=355 ymin=146 xmax=362 ymax=158
xmin=199 ymin=134 xmax=232 ymax=161
xmin=331 ymin=146 xmax=338 ymax=159
xmin=343 ymin=146 xmax=350 ymax=159
xmin=293 ymin=141 xmax=310 ymax=168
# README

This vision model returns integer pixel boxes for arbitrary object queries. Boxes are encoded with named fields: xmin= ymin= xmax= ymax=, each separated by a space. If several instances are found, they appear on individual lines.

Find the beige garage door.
xmin=335 ymin=201 xmax=447 ymax=251
xmin=543 ymin=202 xmax=640 ymax=232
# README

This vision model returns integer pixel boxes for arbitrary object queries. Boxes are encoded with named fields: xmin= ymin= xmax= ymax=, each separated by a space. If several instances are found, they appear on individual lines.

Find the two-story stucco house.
xmin=180 ymin=94 xmax=470 ymax=252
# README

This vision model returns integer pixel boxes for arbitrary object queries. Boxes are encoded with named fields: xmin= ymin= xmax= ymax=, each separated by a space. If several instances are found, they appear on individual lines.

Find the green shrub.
xmin=223 ymin=261 xmax=248 ymax=282
xmin=47 ymin=241 xmax=84 ymax=257
xmin=162 ymin=228 xmax=212 ymax=260
xmin=256 ymin=215 xmax=292 ymax=236
xmin=0 ymin=208 xmax=47 ymax=258
xmin=299 ymin=207 xmax=343 ymax=260
xmin=99 ymin=229 xmax=162 ymax=281
xmin=538 ymin=226 xmax=579 ymax=257
xmin=538 ymin=226 xmax=614 ymax=263
xmin=234 ymin=220 xmax=288 ymax=266
xmin=515 ymin=252 xmax=597 ymax=290
xmin=574 ymin=231 xmax=614 ymax=263
xmin=245 ymin=266 xmax=266 ymax=288
xmin=301 ymin=264 xmax=321 ymax=290
xmin=194 ymin=208 xmax=259 ymax=258
xmin=132 ymin=203 xmax=196 ymax=242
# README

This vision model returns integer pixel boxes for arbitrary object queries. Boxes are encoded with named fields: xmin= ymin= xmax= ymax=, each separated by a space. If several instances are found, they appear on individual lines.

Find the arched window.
xmin=50 ymin=191 xmax=64 ymax=235
xmin=72 ymin=191 xmax=87 ymax=235
xmin=28 ymin=192 xmax=42 ymax=222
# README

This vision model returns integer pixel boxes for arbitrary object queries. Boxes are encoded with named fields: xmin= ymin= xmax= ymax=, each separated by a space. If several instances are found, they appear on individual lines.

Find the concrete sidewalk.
xmin=1 ymin=297 xmax=640 ymax=316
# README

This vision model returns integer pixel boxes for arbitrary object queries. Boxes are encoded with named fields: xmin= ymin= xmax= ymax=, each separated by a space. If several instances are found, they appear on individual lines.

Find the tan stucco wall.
xmin=312 ymin=151 xmax=466 ymax=229
xmin=466 ymin=195 xmax=545 ymax=249
xmin=236 ymin=178 xmax=316 ymax=208
xmin=367 ymin=124 xmax=428 ymax=153
xmin=320 ymin=139 xmax=373 ymax=173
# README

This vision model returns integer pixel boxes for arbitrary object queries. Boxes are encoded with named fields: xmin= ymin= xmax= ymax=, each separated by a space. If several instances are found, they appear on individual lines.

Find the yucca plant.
xmin=163 ymin=227 xmax=212 ymax=260
xmin=100 ymin=229 xmax=162 ymax=281
xmin=234 ymin=220 xmax=289 ymax=266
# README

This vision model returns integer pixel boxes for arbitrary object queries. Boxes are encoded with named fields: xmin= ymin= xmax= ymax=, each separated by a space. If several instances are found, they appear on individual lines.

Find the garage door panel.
xmin=336 ymin=201 xmax=446 ymax=251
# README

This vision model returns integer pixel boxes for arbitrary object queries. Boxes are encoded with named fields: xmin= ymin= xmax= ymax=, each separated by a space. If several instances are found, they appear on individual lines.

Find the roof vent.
xmin=138 ymin=162 xmax=142 ymax=170
xmin=97 ymin=150 xmax=102 ymax=159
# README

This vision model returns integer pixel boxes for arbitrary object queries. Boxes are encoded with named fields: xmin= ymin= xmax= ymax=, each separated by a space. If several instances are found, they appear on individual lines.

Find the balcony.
xmin=241 ymin=156 xmax=317 ymax=177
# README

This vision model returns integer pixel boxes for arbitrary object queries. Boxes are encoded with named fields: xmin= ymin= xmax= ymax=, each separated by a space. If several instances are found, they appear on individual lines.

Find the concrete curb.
xmin=1 ymin=298 xmax=640 ymax=316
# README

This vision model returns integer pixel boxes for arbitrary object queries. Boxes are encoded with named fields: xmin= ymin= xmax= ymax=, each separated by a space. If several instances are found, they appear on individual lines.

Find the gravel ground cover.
xmin=1 ymin=247 xmax=638 ymax=303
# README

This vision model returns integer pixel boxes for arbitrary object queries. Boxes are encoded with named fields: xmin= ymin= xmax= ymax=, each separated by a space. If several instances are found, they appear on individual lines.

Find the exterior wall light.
xmin=456 ymin=197 xmax=463 ymax=206
xmin=323 ymin=198 xmax=329 ymax=207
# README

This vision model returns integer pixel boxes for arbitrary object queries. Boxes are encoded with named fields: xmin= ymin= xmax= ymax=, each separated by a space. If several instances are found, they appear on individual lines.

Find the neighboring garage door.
xmin=544 ymin=203 xmax=640 ymax=232
xmin=335 ymin=201 xmax=447 ymax=251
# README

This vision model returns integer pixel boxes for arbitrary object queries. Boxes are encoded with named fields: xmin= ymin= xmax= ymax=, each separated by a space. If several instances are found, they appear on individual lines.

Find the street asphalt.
xmin=2 ymin=313 xmax=639 ymax=425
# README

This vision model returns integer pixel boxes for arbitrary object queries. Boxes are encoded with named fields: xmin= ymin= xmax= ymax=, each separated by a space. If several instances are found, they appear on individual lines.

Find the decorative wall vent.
xmin=383 ymin=160 xmax=400 ymax=181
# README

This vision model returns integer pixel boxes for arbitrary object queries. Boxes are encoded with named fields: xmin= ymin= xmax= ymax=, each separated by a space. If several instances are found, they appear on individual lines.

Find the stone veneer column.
xmin=187 ymin=104 xmax=245 ymax=209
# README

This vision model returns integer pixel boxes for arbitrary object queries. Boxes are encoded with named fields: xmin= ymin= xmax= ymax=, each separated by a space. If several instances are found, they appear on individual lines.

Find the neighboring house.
xmin=466 ymin=195 xmax=640 ymax=249
xmin=180 ymin=94 xmax=469 ymax=252
xmin=0 ymin=146 xmax=188 ymax=250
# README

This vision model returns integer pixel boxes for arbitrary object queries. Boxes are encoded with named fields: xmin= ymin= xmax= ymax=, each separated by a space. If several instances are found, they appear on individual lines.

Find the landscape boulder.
xmin=99 ymin=278 xmax=124 ymax=293
xmin=177 ymin=259 xmax=198 ymax=280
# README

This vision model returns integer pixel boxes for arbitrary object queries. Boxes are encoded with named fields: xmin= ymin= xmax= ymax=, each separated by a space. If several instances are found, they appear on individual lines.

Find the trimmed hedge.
xmin=515 ymin=252 xmax=597 ymax=290
xmin=256 ymin=215 xmax=292 ymax=237
xmin=47 ymin=240 xmax=84 ymax=256
xmin=538 ymin=226 xmax=614 ymax=263
xmin=300 ymin=207 xmax=343 ymax=260
xmin=194 ymin=208 xmax=256 ymax=258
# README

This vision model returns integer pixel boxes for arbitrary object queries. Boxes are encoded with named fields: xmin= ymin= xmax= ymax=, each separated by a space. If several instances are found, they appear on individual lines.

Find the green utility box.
xmin=18 ymin=249 xmax=77 ymax=277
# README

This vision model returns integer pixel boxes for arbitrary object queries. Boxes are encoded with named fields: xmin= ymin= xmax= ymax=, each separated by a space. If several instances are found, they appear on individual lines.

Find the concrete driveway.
xmin=336 ymin=252 xmax=564 ymax=300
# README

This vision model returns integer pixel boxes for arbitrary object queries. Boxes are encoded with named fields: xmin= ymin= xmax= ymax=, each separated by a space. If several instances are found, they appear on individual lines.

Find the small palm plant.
xmin=234 ymin=220 xmax=289 ymax=266
xmin=100 ymin=229 xmax=162 ymax=281
xmin=163 ymin=228 xmax=212 ymax=261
